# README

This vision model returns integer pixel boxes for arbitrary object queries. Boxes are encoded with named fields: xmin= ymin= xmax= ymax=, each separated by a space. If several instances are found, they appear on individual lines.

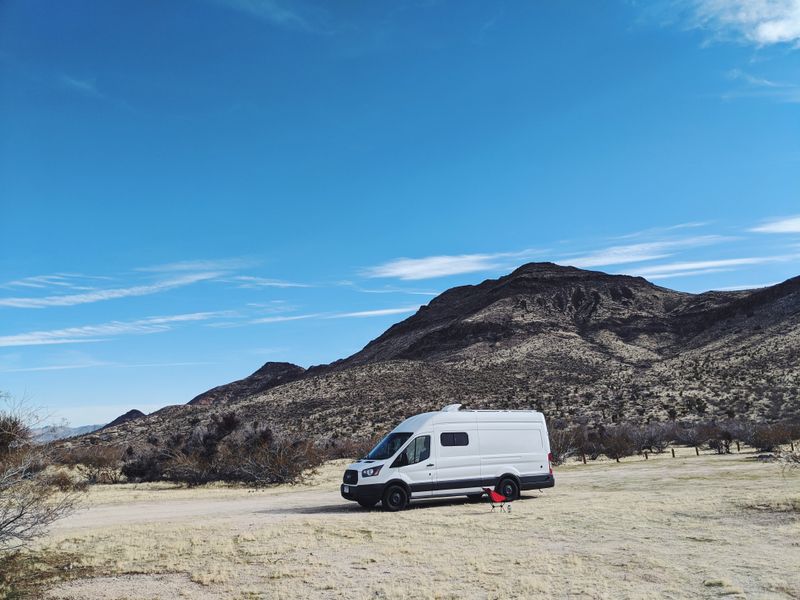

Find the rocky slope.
xmin=80 ymin=263 xmax=800 ymax=448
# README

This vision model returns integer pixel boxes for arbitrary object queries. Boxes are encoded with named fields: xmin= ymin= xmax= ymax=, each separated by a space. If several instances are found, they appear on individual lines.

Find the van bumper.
xmin=520 ymin=474 xmax=555 ymax=490
xmin=341 ymin=483 xmax=384 ymax=505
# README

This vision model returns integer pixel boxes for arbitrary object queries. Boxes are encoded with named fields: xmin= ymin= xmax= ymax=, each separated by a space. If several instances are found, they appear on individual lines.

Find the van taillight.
xmin=548 ymin=452 xmax=553 ymax=475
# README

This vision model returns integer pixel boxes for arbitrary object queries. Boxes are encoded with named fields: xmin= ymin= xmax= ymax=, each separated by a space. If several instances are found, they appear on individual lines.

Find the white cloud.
xmin=364 ymin=250 xmax=543 ymax=280
xmin=328 ymin=306 xmax=420 ymax=319
xmin=750 ymin=215 xmax=800 ymax=233
xmin=624 ymin=255 xmax=798 ymax=278
xmin=0 ymin=360 xmax=212 ymax=373
xmin=251 ymin=314 xmax=321 ymax=324
xmin=711 ymin=282 xmax=780 ymax=290
xmin=0 ymin=312 xmax=225 ymax=348
xmin=230 ymin=276 xmax=310 ymax=288
xmin=687 ymin=0 xmax=800 ymax=46
xmin=208 ymin=0 xmax=328 ymax=33
xmin=251 ymin=306 xmax=421 ymax=323
xmin=137 ymin=258 xmax=256 ymax=272
xmin=59 ymin=74 xmax=103 ymax=98
xmin=560 ymin=236 xmax=728 ymax=269
xmin=0 ymin=272 xmax=220 ymax=308
xmin=2 ymin=273 xmax=112 ymax=291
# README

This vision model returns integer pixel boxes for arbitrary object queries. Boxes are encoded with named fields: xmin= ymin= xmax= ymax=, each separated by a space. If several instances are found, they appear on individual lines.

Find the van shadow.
xmin=258 ymin=494 xmax=542 ymax=516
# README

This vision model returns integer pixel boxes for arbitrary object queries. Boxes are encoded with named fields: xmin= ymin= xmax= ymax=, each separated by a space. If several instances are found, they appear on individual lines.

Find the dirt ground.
xmin=40 ymin=450 xmax=799 ymax=599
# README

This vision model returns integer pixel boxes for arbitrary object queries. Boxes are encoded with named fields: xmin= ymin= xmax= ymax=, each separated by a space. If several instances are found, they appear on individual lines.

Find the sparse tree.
xmin=0 ymin=393 xmax=82 ymax=551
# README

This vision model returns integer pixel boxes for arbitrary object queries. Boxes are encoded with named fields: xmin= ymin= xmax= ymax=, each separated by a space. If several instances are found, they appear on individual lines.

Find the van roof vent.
xmin=441 ymin=403 xmax=462 ymax=412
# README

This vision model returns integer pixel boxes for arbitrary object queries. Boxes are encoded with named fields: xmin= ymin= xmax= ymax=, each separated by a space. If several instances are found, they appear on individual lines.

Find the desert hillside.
xmin=80 ymin=263 xmax=800 ymax=447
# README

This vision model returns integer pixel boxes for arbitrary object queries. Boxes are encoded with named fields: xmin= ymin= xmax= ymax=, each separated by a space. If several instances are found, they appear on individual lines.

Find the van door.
xmin=391 ymin=435 xmax=435 ymax=498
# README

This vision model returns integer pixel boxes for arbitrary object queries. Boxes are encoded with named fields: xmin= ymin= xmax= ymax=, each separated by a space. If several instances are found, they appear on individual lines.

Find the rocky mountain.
xmin=189 ymin=362 xmax=306 ymax=406
xmin=79 ymin=263 xmax=800 ymax=448
xmin=101 ymin=409 xmax=147 ymax=430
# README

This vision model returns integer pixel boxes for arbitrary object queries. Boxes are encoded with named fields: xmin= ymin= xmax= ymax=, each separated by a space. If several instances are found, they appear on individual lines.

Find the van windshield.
xmin=365 ymin=432 xmax=412 ymax=460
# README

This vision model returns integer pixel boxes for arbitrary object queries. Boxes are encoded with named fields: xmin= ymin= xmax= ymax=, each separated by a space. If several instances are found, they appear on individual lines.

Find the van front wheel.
xmin=357 ymin=499 xmax=377 ymax=509
xmin=382 ymin=485 xmax=408 ymax=511
xmin=497 ymin=478 xmax=519 ymax=501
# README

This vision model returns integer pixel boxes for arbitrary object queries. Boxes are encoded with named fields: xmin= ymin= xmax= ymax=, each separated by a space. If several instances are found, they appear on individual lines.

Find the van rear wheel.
xmin=382 ymin=485 xmax=408 ymax=511
xmin=497 ymin=478 xmax=519 ymax=501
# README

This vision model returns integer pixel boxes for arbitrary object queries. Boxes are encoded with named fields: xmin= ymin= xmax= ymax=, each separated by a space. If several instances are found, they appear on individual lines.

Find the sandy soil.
xmin=41 ymin=452 xmax=799 ymax=599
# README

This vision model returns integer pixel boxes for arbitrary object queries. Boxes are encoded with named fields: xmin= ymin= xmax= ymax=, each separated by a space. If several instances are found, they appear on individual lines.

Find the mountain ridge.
xmin=72 ymin=263 xmax=800 ymax=448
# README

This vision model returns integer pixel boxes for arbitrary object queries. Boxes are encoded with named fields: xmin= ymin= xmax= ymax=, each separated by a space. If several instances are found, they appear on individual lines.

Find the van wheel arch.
xmin=496 ymin=474 xmax=521 ymax=500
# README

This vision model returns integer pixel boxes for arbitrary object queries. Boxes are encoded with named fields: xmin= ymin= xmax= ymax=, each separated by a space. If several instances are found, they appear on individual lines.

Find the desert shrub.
xmin=0 ymin=394 xmax=83 ymax=552
xmin=58 ymin=445 xmax=125 ymax=484
xmin=322 ymin=435 xmax=381 ymax=460
xmin=746 ymin=422 xmax=794 ymax=452
xmin=122 ymin=415 xmax=324 ymax=486
xmin=576 ymin=426 xmax=605 ymax=460
xmin=549 ymin=424 xmax=583 ymax=465
xmin=628 ymin=423 xmax=672 ymax=455
xmin=602 ymin=425 xmax=636 ymax=462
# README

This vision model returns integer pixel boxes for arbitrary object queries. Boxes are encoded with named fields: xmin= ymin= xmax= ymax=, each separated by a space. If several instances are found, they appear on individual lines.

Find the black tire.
xmin=357 ymin=499 xmax=377 ymax=509
xmin=382 ymin=485 xmax=409 ymax=511
xmin=466 ymin=493 xmax=484 ymax=503
xmin=497 ymin=477 xmax=519 ymax=501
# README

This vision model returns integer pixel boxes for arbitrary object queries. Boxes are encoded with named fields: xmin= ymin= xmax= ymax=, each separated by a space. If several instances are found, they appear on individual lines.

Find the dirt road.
xmin=43 ymin=453 xmax=799 ymax=599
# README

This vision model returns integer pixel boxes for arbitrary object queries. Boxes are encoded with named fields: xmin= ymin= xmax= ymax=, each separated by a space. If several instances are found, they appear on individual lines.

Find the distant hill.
xmin=101 ymin=409 xmax=147 ymax=430
xmin=34 ymin=423 xmax=104 ymax=443
xmin=74 ymin=263 xmax=800 ymax=448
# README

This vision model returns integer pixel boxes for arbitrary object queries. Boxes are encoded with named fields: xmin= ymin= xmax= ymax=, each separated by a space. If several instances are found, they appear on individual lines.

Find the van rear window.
xmin=440 ymin=432 xmax=469 ymax=446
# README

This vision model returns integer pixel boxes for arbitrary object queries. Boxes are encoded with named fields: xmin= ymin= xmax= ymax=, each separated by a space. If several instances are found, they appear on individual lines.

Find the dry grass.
xmin=37 ymin=452 xmax=800 ymax=600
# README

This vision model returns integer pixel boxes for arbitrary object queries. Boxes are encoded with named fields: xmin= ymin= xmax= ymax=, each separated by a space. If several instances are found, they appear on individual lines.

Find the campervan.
xmin=340 ymin=404 xmax=553 ymax=510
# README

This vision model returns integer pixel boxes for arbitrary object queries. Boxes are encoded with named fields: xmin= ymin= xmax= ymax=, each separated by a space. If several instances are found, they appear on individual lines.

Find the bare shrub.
xmin=549 ymin=425 xmax=583 ymax=465
xmin=122 ymin=415 xmax=324 ymax=486
xmin=0 ymin=394 xmax=83 ymax=551
xmin=322 ymin=435 xmax=381 ymax=460
xmin=747 ymin=422 xmax=794 ymax=452
xmin=58 ymin=445 xmax=125 ymax=484
xmin=602 ymin=426 xmax=636 ymax=462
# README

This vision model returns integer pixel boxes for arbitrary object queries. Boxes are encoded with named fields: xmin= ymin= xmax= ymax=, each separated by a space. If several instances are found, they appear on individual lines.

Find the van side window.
xmin=392 ymin=435 xmax=431 ymax=467
xmin=440 ymin=432 xmax=469 ymax=447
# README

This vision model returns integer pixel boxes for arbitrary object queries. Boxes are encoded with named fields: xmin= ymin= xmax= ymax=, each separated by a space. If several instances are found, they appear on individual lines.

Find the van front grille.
xmin=343 ymin=469 xmax=358 ymax=485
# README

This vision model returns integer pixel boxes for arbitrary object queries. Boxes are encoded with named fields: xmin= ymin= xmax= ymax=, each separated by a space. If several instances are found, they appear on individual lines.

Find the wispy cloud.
xmin=0 ymin=272 xmax=220 ymax=308
xmin=137 ymin=258 xmax=257 ymax=272
xmin=623 ymin=255 xmax=798 ymax=279
xmin=208 ymin=0 xmax=330 ymax=33
xmin=59 ymin=74 xmax=104 ymax=98
xmin=750 ymin=214 xmax=800 ymax=233
xmin=724 ymin=69 xmax=800 ymax=103
xmin=2 ymin=273 xmax=111 ymax=291
xmin=0 ymin=360 xmax=212 ymax=373
xmin=250 ymin=313 xmax=321 ymax=324
xmin=560 ymin=236 xmax=729 ymax=269
xmin=683 ymin=0 xmax=800 ymax=46
xmin=228 ymin=276 xmax=311 ymax=288
xmin=711 ymin=282 xmax=780 ymax=291
xmin=0 ymin=312 xmax=227 ymax=348
xmin=327 ymin=306 xmax=420 ymax=319
xmin=250 ymin=305 xmax=421 ymax=323
xmin=364 ymin=249 xmax=544 ymax=280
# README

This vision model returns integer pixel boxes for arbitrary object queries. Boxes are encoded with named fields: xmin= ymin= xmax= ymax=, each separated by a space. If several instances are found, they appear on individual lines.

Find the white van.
xmin=341 ymin=404 xmax=554 ymax=510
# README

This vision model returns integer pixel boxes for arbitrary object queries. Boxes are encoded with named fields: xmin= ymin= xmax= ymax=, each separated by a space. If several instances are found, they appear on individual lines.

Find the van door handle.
xmin=426 ymin=463 xmax=434 ymax=467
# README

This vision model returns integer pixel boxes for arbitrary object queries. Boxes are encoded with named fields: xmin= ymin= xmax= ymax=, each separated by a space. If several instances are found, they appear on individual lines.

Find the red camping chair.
xmin=482 ymin=487 xmax=511 ymax=512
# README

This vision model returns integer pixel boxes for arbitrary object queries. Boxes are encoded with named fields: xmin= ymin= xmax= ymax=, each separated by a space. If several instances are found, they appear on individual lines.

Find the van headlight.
xmin=361 ymin=465 xmax=383 ymax=478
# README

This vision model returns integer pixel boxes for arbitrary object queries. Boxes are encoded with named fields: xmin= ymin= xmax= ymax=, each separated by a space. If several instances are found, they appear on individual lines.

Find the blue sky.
xmin=1 ymin=1 xmax=799 ymax=425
